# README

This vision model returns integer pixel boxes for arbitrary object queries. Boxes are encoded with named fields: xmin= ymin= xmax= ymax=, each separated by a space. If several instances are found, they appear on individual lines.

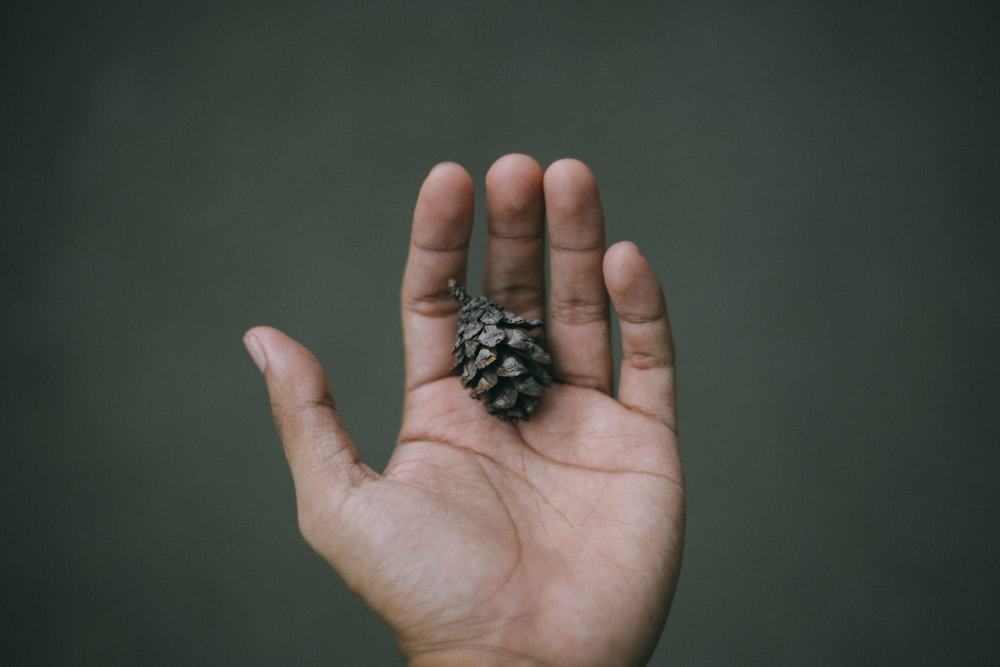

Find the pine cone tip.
xmin=448 ymin=279 xmax=471 ymax=305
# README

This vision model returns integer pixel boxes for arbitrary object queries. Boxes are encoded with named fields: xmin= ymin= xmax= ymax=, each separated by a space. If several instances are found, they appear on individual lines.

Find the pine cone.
xmin=449 ymin=280 xmax=552 ymax=421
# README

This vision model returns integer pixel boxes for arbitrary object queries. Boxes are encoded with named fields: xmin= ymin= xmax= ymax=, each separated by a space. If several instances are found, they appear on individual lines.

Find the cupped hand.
xmin=244 ymin=155 xmax=683 ymax=667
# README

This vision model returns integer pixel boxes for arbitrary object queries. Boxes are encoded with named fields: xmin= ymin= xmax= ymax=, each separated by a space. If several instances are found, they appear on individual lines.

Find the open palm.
xmin=245 ymin=155 xmax=683 ymax=666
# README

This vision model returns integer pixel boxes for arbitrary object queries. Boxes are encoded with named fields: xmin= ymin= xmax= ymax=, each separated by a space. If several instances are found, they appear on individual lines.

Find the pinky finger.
xmin=604 ymin=242 xmax=677 ymax=429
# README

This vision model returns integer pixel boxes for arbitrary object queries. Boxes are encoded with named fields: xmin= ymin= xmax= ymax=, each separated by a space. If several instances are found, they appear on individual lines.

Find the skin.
xmin=243 ymin=155 xmax=684 ymax=666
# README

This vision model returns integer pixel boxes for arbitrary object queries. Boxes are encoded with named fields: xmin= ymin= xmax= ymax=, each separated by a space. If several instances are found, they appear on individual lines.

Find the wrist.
xmin=408 ymin=648 xmax=549 ymax=667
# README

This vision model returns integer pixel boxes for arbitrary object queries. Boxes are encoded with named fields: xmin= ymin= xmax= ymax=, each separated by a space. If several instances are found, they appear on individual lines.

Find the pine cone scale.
xmin=474 ymin=348 xmax=497 ymax=369
xmin=478 ymin=325 xmax=505 ymax=347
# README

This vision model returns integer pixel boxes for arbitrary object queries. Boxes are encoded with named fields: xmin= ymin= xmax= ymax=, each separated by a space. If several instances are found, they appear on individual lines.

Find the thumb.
xmin=243 ymin=326 xmax=372 ymax=506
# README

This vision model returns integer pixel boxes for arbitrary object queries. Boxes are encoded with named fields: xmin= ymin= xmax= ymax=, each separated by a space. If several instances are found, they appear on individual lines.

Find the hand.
xmin=243 ymin=155 xmax=684 ymax=667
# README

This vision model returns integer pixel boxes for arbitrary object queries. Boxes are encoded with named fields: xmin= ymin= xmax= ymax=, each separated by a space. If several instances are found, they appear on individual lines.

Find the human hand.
xmin=243 ymin=155 xmax=683 ymax=666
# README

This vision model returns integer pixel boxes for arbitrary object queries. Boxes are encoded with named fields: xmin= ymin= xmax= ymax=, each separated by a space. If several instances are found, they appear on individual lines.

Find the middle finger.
xmin=482 ymin=154 xmax=547 ymax=322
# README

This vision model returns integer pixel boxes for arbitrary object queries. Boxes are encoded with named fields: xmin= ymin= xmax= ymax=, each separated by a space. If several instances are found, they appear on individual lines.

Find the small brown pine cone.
xmin=449 ymin=280 xmax=552 ymax=421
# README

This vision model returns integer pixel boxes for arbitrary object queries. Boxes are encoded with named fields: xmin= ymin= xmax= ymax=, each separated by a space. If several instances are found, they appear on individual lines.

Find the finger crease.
xmin=550 ymin=299 xmax=609 ymax=324
xmin=487 ymin=284 xmax=544 ymax=304
xmin=488 ymin=229 xmax=544 ymax=243
xmin=619 ymin=311 xmax=667 ymax=326
xmin=402 ymin=293 xmax=460 ymax=318
xmin=624 ymin=352 xmax=675 ymax=370
xmin=300 ymin=393 xmax=337 ymax=412
xmin=410 ymin=238 xmax=470 ymax=253
xmin=549 ymin=238 xmax=605 ymax=254
xmin=553 ymin=371 xmax=608 ymax=390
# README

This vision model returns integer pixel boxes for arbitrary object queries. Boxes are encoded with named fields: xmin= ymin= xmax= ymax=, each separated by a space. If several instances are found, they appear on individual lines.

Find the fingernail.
xmin=243 ymin=334 xmax=267 ymax=373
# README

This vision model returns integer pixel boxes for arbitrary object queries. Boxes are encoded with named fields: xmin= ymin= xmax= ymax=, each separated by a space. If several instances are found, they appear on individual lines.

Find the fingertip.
xmin=604 ymin=241 xmax=666 ymax=321
xmin=543 ymin=158 xmax=598 ymax=204
xmin=243 ymin=324 xmax=282 ymax=342
xmin=413 ymin=162 xmax=475 ymax=240
xmin=544 ymin=157 xmax=594 ymax=180
xmin=603 ymin=241 xmax=641 ymax=281
xmin=244 ymin=326 xmax=299 ymax=375
xmin=423 ymin=161 xmax=474 ymax=197
xmin=428 ymin=160 xmax=466 ymax=174
xmin=244 ymin=324 xmax=281 ymax=345
xmin=487 ymin=153 xmax=543 ymax=185
xmin=243 ymin=328 xmax=268 ymax=373
xmin=610 ymin=239 xmax=640 ymax=254
xmin=242 ymin=326 xmax=291 ymax=366
xmin=242 ymin=326 xmax=329 ymax=393
xmin=485 ymin=155 xmax=544 ymax=214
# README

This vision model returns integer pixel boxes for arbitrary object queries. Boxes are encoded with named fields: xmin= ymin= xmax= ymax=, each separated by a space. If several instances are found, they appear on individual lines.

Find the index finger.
xmin=401 ymin=163 xmax=475 ymax=391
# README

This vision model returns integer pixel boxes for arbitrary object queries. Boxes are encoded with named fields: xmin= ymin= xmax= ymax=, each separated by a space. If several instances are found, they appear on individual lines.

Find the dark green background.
xmin=3 ymin=2 xmax=998 ymax=665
